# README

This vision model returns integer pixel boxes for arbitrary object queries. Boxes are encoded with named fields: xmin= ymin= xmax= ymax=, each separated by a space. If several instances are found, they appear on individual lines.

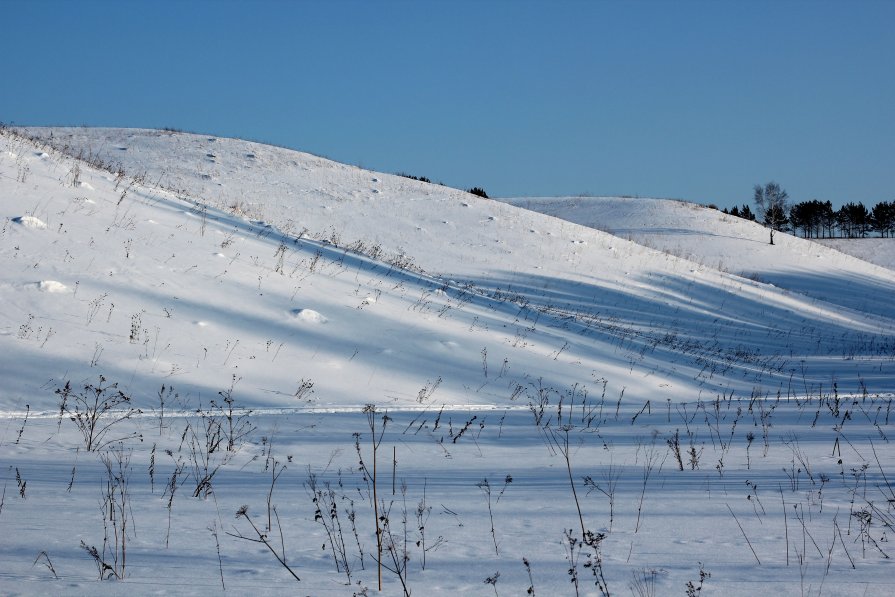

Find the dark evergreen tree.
xmin=789 ymin=202 xmax=813 ymax=238
xmin=836 ymin=205 xmax=851 ymax=237
xmin=818 ymin=200 xmax=836 ymax=238
xmin=788 ymin=199 xmax=834 ymax=238
xmin=870 ymin=201 xmax=894 ymax=237
xmin=739 ymin=204 xmax=756 ymax=221
xmin=837 ymin=202 xmax=870 ymax=238
xmin=854 ymin=202 xmax=871 ymax=237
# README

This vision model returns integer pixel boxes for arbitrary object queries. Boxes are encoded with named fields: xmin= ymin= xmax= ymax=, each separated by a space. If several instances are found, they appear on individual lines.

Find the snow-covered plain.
xmin=1 ymin=127 xmax=893 ymax=595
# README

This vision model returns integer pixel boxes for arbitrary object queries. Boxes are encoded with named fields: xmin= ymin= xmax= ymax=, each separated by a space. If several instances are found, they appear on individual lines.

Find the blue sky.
xmin=3 ymin=0 xmax=893 ymax=208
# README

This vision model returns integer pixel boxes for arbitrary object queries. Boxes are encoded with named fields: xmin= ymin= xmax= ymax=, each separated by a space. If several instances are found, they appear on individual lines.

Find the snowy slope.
xmin=2 ymin=128 xmax=894 ymax=596
xmin=7 ymin=128 xmax=894 ymax=414
xmin=501 ymin=195 xmax=895 ymax=320
xmin=816 ymin=237 xmax=895 ymax=271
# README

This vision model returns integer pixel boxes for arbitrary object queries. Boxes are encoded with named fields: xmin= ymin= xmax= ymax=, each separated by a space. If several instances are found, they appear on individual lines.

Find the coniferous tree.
xmin=788 ymin=199 xmax=835 ymax=238
xmin=789 ymin=202 xmax=812 ymax=238
xmin=837 ymin=202 xmax=870 ymax=238
xmin=870 ymin=201 xmax=894 ymax=237
xmin=854 ymin=202 xmax=871 ymax=237
xmin=818 ymin=200 xmax=836 ymax=238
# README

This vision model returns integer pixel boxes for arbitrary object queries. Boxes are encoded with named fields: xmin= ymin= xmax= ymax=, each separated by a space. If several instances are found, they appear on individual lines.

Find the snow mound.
xmin=290 ymin=308 xmax=328 ymax=324
xmin=75 ymin=181 xmax=94 ymax=190
xmin=11 ymin=216 xmax=47 ymax=229
xmin=36 ymin=281 xmax=68 ymax=293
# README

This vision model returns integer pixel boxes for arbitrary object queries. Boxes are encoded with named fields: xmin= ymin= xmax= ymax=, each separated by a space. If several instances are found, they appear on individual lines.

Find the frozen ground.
xmin=1 ymin=127 xmax=893 ymax=595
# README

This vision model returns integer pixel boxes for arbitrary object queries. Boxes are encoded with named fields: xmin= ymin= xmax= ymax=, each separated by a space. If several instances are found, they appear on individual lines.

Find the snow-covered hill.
xmin=501 ymin=195 xmax=895 ymax=317
xmin=2 ymin=127 xmax=893 ymax=595
xmin=815 ymin=237 xmax=895 ymax=271
xmin=5 ymin=128 xmax=893 ymax=415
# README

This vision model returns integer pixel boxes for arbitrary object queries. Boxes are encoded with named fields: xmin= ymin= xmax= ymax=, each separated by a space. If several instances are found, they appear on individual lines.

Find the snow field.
xmin=1 ymin=127 xmax=893 ymax=595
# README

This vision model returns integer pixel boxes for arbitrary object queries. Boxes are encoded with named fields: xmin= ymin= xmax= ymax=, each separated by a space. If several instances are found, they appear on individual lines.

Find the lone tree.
xmin=753 ymin=181 xmax=789 ymax=245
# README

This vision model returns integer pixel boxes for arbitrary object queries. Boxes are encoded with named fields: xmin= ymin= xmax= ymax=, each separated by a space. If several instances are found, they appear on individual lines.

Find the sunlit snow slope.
xmin=2 ymin=128 xmax=893 ymax=417
xmin=816 ymin=237 xmax=895 ymax=271
xmin=502 ymin=196 xmax=895 ymax=317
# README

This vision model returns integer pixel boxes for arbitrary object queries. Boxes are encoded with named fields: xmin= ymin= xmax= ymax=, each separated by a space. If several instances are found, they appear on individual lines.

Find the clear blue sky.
xmin=3 ymin=0 xmax=893 ymax=208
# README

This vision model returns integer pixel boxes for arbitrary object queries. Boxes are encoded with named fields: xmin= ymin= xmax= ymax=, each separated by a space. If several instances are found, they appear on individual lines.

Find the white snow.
xmin=11 ymin=215 xmax=47 ymax=229
xmin=816 ymin=237 xmax=895 ymax=271
xmin=35 ymin=280 xmax=68 ymax=293
xmin=0 ymin=127 xmax=893 ymax=596
xmin=290 ymin=308 xmax=328 ymax=324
